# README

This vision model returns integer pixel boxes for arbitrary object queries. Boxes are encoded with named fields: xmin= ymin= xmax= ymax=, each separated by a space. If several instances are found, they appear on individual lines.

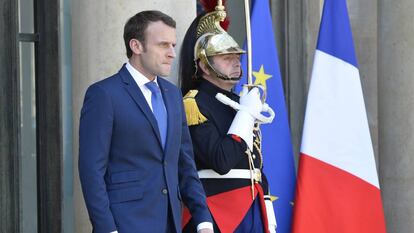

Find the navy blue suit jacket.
xmin=79 ymin=65 xmax=211 ymax=233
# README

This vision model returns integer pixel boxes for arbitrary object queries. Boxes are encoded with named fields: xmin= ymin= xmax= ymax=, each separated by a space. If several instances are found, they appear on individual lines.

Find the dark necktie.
xmin=145 ymin=81 xmax=167 ymax=148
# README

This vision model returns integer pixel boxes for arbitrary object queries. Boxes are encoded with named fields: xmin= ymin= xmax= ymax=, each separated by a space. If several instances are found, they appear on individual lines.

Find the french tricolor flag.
xmin=292 ymin=0 xmax=387 ymax=232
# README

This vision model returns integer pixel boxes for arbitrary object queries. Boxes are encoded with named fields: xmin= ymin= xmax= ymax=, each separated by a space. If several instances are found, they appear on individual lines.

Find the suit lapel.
xmin=119 ymin=66 xmax=163 ymax=147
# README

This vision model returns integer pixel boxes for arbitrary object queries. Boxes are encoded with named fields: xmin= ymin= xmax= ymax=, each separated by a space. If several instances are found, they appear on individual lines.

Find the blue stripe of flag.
xmin=317 ymin=0 xmax=358 ymax=67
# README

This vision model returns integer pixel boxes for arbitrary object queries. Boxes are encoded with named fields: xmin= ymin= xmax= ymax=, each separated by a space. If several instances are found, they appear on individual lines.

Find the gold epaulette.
xmin=183 ymin=90 xmax=207 ymax=126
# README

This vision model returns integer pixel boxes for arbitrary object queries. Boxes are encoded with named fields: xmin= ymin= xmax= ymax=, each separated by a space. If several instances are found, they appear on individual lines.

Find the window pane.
xmin=19 ymin=41 xmax=37 ymax=233
xmin=19 ymin=0 xmax=37 ymax=230
xmin=18 ymin=0 xmax=34 ymax=33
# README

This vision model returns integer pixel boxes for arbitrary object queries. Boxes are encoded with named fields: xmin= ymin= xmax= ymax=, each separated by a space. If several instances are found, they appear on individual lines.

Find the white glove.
xmin=264 ymin=196 xmax=277 ymax=233
xmin=239 ymin=86 xmax=263 ymax=117
xmin=227 ymin=87 xmax=263 ymax=150
xmin=216 ymin=87 xmax=275 ymax=125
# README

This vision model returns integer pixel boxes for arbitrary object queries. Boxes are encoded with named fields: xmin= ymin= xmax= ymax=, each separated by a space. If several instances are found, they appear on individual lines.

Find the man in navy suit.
xmin=79 ymin=11 xmax=213 ymax=233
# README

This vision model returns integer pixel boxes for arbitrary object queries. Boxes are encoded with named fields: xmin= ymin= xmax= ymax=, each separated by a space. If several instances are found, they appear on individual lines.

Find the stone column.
xmin=378 ymin=1 xmax=414 ymax=232
xmin=72 ymin=1 xmax=196 ymax=232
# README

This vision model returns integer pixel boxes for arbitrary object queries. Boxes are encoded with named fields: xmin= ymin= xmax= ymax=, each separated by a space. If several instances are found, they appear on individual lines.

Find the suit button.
xmin=162 ymin=188 xmax=168 ymax=194
xmin=163 ymin=161 xmax=167 ymax=166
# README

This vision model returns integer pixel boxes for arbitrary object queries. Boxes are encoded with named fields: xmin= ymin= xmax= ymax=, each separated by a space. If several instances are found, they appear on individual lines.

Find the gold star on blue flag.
xmin=253 ymin=65 xmax=272 ymax=90
xmin=236 ymin=0 xmax=296 ymax=232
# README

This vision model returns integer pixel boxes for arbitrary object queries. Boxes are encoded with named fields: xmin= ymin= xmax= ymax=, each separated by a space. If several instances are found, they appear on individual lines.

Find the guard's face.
xmin=136 ymin=21 xmax=176 ymax=79
xmin=210 ymin=53 xmax=242 ymax=79
xmin=211 ymin=53 xmax=242 ymax=84
xmin=200 ymin=53 xmax=242 ymax=90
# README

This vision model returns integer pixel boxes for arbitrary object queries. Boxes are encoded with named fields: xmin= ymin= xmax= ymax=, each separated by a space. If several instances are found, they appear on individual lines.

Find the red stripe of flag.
xmin=292 ymin=154 xmax=386 ymax=233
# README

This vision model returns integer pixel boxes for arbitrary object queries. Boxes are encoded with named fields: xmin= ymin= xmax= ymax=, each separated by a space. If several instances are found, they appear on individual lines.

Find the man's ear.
xmin=198 ymin=61 xmax=210 ymax=76
xmin=129 ymin=39 xmax=144 ymax=55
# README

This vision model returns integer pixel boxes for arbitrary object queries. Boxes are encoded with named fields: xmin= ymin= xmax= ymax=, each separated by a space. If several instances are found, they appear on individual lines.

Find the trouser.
xmin=234 ymin=198 xmax=265 ymax=233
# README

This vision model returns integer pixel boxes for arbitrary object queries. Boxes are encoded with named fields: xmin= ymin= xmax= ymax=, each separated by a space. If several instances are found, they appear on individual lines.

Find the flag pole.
xmin=243 ymin=0 xmax=253 ymax=85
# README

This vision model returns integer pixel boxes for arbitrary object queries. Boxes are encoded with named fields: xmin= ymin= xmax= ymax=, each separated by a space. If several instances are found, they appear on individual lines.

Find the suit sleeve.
xmin=79 ymin=84 xmax=117 ymax=232
xmin=177 ymin=94 xmax=213 ymax=226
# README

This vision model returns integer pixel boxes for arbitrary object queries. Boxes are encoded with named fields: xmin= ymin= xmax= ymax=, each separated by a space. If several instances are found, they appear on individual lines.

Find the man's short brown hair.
xmin=123 ymin=10 xmax=176 ymax=58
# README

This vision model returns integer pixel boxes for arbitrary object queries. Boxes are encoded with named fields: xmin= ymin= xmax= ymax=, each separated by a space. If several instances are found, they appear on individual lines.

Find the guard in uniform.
xmin=179 ymin=2 xmax=277 ymax=233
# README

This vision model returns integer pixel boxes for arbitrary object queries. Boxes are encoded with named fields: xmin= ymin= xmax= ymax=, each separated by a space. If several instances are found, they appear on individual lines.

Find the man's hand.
xmin=239 ymin=86 xmax=263 ymax=116
xmin=198 ymin=229 xmax=214 ymax=233
xmin=216 ymin=86 xmax=275 ymax=125
xmin=225 ymin=87 xmax=261 ymax=150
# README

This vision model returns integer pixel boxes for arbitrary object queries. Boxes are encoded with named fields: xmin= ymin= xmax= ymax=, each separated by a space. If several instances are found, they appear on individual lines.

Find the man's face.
xmin=211 ymin=53 xmax=241 ymax=79
xmin=137 ymin=21 xmax=176 ymax=79
xmin=208 ymin=53 xmax=241 ymax=89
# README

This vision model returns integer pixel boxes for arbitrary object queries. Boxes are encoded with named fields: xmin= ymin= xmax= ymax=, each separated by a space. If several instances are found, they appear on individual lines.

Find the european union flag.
xmin=237 ymin=0 xmax=296 ymax=232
